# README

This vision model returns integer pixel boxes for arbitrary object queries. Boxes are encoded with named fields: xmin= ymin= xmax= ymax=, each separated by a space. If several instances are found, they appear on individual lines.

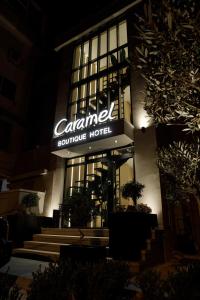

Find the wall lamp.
xmin=141 ymin=127 xmax=146 ymax=133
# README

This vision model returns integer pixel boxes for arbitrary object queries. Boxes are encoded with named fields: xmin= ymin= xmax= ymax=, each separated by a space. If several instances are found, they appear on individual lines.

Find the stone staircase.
xmin=12 ymin=227 xmax=164 ymax=273
xmin=13 ymin=228 xmax=109 ymax=262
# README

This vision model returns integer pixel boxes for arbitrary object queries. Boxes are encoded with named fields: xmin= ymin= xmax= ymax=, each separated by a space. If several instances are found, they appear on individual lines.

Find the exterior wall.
xmin=131 ymin=71 xmax=163 ymax=227
xmin=0 ymin=20 xmax=32 ymax=178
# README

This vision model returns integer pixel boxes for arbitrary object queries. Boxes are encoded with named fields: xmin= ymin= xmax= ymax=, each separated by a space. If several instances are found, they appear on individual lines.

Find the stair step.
xmin=41 ymin=228 xmax=109 ymax=237
xmin=13 ymin=248 xmax=59 ymax=262
xmin=33 ymin=234 xmax=109 ymax=246
xmin=24 ymin=241 xmax=70 ymax=252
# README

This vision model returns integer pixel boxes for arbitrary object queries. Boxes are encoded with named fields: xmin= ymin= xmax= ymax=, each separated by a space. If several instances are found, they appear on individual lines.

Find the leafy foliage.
xmin=135 ymin=0 xmax=200 ymax=132
xmin=21 ymin=193 xmax=39 ymax=208
xmin=136 ymin=203 xmax=152 ymax=214
xmin=136 ymin=261 xmax=200 ymax=300
xmin=27 ymin=259 xmax=132 ymax=300
xmin=158 ymin=139 xmax=200 ymax=199
xmin=122 ymin=181 xmax=145 ymax=205
xmin=0 ymin=272 xmax=21 ymax=300
xmin=62 ymin=187 xmax=96 ymax=227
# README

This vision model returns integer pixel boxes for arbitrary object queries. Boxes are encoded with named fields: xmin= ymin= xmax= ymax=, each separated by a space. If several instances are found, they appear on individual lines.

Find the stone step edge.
xmin=13 ymin=248 xmax=60 ymax=255
xmin=24 ymin=241 xmax=71 ymax=246
xmin=34 ymin=234 xmax=109 ymax=239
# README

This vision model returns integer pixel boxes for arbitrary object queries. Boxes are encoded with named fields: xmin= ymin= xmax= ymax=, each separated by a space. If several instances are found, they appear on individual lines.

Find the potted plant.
xmin=21 ymin=193 xmax=39 ymax=215
xmin=122 ymin=180 xmax=145 ymax=209
xmin=62 ymin=187 xmax=95 ymax=227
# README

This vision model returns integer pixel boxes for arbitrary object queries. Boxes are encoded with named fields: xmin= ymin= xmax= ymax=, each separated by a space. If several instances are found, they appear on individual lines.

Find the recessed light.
xmin=89 ymin=146 xmax=92 ymax=150
xmin=114 ymin=140 xmax=118 ymax=144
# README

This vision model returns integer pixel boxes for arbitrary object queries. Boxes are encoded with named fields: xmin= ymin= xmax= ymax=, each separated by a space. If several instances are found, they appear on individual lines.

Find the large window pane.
xmin=100 ymin=57 xmax=107 ymax=71
xmin=72 ymin=70 xmax=79 ymax=83
xmin=90 ymin=61 xmax=97 ymax=75
xmin=109 ymin=26 xmax=117 ymax=51
xmin=91 ymin=37 xmax=98 ymax=60
xmin=118 ymin=21 xmax=127 ymax=46
xmin=81 ymin=66 xmax=88 ymax=79
xmin=99 ymin=76 xmax=107 ymax=91
xmin=100 ymin=31 xmax=107 ymax=55
xmin=80 ymin=84 xmax=87 ymax=99
xmin=71 ymin=88 xmax=78 ymax=102
xmin=89 ymin=80 xmax=97 ymax=95
xmin=83 ymin=41 xmax=89 ymax=64
xmin=73 ymin=46 xmax=81 ymax=68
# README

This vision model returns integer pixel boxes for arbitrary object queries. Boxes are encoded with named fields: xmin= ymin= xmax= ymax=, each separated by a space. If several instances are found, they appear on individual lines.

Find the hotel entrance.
xmin=63 ymin=145 xmax=134 ymax=227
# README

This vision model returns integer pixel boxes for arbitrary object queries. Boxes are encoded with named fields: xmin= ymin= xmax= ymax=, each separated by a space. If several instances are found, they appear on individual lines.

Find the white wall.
xmin=43 ymin=157 xmax=65 ymax=217
xmin=134 ymin=127 xmax=163 ymax=227
xmin=132 ymin=72 xmax=163 ymax=227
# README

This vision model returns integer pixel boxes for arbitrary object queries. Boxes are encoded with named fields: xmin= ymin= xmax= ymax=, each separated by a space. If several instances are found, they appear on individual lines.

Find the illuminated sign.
xmin=54 ymin=102 xmax=115 ymax=137
xmin=57 ymin=126 xmax=112 ymax=147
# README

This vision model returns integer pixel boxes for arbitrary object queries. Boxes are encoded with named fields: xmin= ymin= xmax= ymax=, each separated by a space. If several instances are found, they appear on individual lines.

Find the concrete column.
xmin=131 ymin=72 xmax=163 ymax=227
xmin=43 ymin=157 xmax=65 ymax=217
xmin=134 ymin=127 xmax=163 ymax=227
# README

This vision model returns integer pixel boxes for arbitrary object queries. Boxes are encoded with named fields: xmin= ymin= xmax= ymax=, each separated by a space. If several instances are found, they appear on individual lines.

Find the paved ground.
xmin=0 ymin=256 xmax=49 ymax=279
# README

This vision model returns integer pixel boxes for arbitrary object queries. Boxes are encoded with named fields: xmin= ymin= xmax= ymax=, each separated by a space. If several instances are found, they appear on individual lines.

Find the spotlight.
xmin=141 ymin=127 xmax=146 ymax=133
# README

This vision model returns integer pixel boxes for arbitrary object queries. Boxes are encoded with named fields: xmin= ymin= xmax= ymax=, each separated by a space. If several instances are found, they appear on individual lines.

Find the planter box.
xmin=108 ymin=212 xmax=158 ymax=261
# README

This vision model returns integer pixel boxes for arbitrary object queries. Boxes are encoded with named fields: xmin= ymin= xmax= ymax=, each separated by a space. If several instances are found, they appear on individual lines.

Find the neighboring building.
xmin=0 ymin=0 xmax=58 ymax=215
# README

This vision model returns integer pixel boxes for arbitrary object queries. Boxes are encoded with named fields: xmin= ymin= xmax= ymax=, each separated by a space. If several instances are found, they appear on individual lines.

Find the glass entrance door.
xmin=64 ymin=145 xmax=134 ymax=226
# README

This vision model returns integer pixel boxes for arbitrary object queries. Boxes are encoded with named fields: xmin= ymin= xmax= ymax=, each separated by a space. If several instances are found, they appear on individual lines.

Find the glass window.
xmin=70 ymin=20 xmax=129 ymax=123
xmin=90 ymin=61 xmax=97 ymax=76
xmin=100 ymin=31 xmax=107 ymax=55
xmin=83 ymin=41 xmax=89 ymax=64
xmin=89 ymin=80 xmax=97 ymax=95
xmin=100 ymin=57 xmax=107 ymax=71
xmin=91 ymin=37 xmax=98 ymax=60
xmin=80 ymin=84 xmax=87 ymax=99
xmin=72 ymin=70 xmax=79 ymax=83
xmin=109 ymin=52 xmax=118 ymax=67
xmin=118 ymin=21 xmax=127 ymax=46
xmin=73 ymin=46 xmax=81 ymax=68
xmin=109 ymin=26 xmax=117 ymax=51
xmin=81 ymin=66 xmax=88 ymax=79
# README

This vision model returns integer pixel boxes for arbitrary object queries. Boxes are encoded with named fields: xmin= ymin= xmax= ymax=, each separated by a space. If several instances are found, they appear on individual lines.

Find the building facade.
xmin=51 ymin=1 xmax=163 ymax=227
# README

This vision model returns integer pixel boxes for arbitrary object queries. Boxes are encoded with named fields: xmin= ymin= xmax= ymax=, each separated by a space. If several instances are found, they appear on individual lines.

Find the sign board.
xmin=52 ymin=103 xmax=134 ymax=158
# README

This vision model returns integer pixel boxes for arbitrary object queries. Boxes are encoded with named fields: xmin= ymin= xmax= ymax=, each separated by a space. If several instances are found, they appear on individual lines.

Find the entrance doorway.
xmin=64 ymin=145 xmax=134 ymax=226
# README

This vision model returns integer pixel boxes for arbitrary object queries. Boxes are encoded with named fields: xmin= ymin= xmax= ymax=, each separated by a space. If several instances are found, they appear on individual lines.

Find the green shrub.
xmin=136 ymin=261 xmax=200 ymax=300
xmin=27 ymin=259 xmax=132 ymax=300
xmin=122 ymin=181 xmax=145 ymax=206
xmin=21 ymin=193 xmax=39 ymax=209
